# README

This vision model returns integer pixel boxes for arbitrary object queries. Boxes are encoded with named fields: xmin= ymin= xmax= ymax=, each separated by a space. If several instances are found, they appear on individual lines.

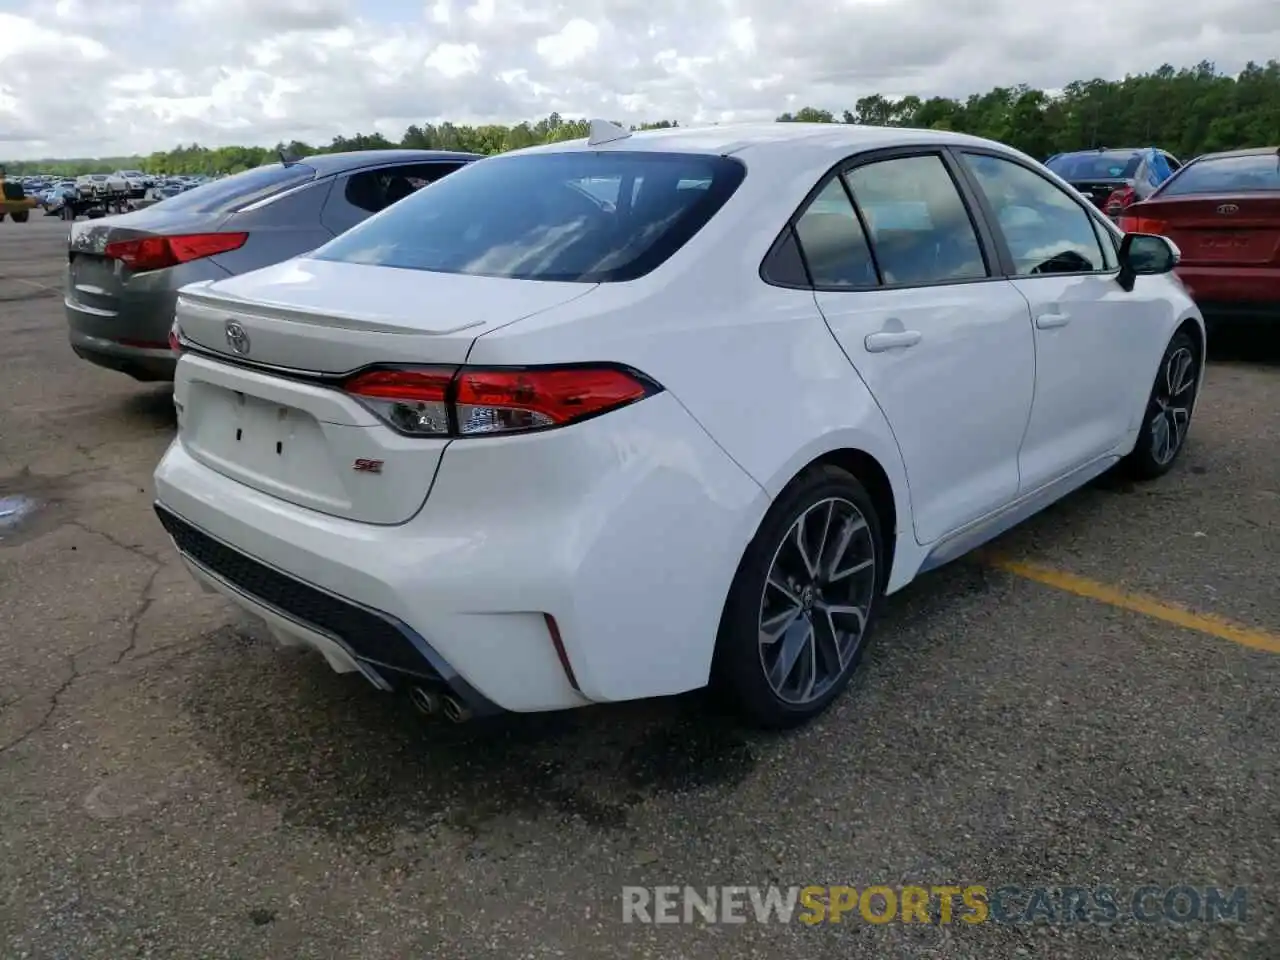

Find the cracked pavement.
xmin=1 ymin=217 xmax=1278 ymax=959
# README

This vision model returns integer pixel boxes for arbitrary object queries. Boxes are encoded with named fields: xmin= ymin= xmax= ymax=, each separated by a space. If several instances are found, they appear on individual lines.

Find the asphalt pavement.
xmin=1 ymin=216 xmax=1277 ymax=959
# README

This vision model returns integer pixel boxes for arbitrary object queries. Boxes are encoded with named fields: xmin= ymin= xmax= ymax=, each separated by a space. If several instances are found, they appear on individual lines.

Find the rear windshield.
xmin=1157 ymin=153 xmax=1280 ymax=197
xmin=154 ymin=162 xmax=315 ymax=214
xmin=311 ymin=151 xmax=747 ymax=282
xmin=1046 ymin=151 xmax=1141 ymax=181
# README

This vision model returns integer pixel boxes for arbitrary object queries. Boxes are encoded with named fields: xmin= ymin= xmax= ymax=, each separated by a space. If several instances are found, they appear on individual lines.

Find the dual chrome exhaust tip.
xmin=409 ymin=685 xmax=473 ymax=723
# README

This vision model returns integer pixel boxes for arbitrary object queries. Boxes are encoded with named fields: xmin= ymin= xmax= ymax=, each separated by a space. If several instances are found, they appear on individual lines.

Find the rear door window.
xmin=843 ymin=154 xmax=988 ymax=285
xmin=790 ymin=179 xmax=878 ymax=288
xmin=312 ymin=151 xmax=746 ymax=282
xmin=149 ymin=163 xmax=316 ymax=214
xmin=342 ymin=161 xmax=470 ymax=215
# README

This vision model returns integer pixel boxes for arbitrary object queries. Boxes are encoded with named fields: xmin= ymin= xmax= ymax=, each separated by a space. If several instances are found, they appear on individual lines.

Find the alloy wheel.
xmin=757 ymin=497 xmax=877 ymax=705
xmin=1149 ymin=346 xmax=1197 ymax=466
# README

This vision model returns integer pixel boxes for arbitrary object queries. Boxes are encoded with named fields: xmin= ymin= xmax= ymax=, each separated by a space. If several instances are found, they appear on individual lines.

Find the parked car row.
xmin=61 ymin=122 xmax=1214 ymax=729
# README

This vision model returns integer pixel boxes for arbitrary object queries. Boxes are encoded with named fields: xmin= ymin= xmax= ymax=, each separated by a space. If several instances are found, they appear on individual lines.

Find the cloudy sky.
xmin=2 ymin=0 xmax=1278 ymax=159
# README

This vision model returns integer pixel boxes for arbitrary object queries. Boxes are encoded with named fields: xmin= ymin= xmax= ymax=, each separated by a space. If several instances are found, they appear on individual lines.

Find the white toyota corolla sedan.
xmin=153 ymin=121 xmax=1205 ymax=728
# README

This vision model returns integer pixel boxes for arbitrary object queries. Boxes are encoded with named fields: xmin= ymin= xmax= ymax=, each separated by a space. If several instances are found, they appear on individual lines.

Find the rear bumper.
xmin=69 ymin=327 xmax=176 ymax=381
xmin=155 ymin=504 xmax=502 ymax=716
xmin=65 ymin=258 xmax=228 ymax=380
xmin=152 ymin=392 xmax=768 ymax=712
xmin=1176 ymin=265 xmax=1280 ymax=316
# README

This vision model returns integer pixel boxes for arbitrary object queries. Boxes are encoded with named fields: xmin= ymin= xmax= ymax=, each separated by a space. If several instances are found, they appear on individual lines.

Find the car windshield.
xmin=1157 ymin=152 xmax=1280 ymax=197
xmin=153 ymin=162 xmax=316 ymax=214
xmin=1046 ymin=151 xmax=1141 ymax=181
xmin=311 ymin=151 xmax=747 ymax=283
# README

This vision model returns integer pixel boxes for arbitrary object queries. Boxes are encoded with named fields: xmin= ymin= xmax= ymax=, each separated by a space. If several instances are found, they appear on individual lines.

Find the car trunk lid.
xmin=67 ymin=210 xmax=230 ymax=324
xmin=1124 ymin=195 xmax=1280 ymax=266
xmin=173 ymin=258 xmax=599 ymax=524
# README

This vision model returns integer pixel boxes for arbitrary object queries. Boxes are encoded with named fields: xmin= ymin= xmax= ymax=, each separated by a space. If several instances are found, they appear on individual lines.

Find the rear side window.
xmin=844 ymin=154 xmax=988 ymax=284
xmin=1157 ymin=153 xmax=1280 ymax=197
xmin=311 ymin=151 xmax=746 ymax=283
xmin=154 ymin=163 xmax=316 ymax=214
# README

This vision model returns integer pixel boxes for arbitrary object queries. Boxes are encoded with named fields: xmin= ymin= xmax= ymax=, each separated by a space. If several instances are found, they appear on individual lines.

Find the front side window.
xmin=312 ymin=151 xmax=746 ymax=283
xmin=844 ymin=154 xmax=988 ymax=285
xmin=962 ymin=153 xmax=1108 ymax=276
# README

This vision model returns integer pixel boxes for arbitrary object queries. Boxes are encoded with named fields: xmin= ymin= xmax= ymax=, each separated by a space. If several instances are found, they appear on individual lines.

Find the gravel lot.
xmin=1 ymin=216 xmax=1277 ymax=960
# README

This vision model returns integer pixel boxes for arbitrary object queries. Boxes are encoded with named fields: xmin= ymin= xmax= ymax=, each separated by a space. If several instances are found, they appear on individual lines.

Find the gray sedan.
xmin=65 ymin=149 xmax=481 ymax=381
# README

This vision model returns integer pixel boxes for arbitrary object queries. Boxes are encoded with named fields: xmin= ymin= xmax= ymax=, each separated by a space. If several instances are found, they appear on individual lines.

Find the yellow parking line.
xmin=982 ymin=554 xmax=1280 ymax=655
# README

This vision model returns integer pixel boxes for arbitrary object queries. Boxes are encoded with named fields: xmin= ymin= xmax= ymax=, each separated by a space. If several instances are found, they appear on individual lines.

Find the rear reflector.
xmin=342 ymin=364 xmax=660 ymax=437
xmin=1117 ymin=216 xmax=1167 ymax=235
xmin=104 ymin=232 xmax=248 ymax=272
xmin=543 ymin=613 xmax=581 ymax=692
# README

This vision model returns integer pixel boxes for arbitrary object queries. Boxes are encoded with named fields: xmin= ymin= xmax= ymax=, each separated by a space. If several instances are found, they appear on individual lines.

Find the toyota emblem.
xmin=1216 ymin=203 xmax=1239 ymax=215
xmin=225 ymin=320 xmax=250 ymax=356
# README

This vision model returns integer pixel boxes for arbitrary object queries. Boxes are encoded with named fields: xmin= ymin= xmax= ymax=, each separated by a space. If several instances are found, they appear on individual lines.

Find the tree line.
xmin=6 ymin=60 xmax=1279 ymax=176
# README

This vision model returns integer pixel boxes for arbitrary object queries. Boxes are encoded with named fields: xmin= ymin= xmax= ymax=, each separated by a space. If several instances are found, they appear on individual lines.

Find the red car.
xmin=1119 ymin=147 xmax=1280 ymax=325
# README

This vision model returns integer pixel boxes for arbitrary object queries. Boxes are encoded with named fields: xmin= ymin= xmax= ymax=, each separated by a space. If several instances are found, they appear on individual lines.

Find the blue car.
xmin=1044 ymin=147 xmax=1182 ymax=218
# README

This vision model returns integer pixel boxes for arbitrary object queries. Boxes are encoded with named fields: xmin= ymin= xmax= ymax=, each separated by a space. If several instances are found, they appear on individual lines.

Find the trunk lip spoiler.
xmin=177 ymin=285 xmax=487 ymax=337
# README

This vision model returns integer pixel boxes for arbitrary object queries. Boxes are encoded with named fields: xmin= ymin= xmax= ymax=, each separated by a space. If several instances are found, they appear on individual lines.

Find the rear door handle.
xmin=864 ymin=330 xmax=922 ymax=352
xmin=1035 ymin=312 xmax=1071 ymax=329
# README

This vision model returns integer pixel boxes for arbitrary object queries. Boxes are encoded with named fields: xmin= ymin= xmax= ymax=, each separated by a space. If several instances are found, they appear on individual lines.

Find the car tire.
xmin=1122 ymin=329 xmax=1201 ymax=481
xmin=11 ymin=210 xmax=27 ymax=223
xmin=712 ymin=464 xmax=885 ymax=729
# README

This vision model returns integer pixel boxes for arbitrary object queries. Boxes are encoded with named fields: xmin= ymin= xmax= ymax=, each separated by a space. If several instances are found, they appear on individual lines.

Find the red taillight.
xmin=454 ymin=366 xmax=651 ymax=434
xmin=1117 ymin=215 xmax=1167 ymax=235
xmin=1104 ymin=186 xmax=1137 ymax=216
xmin=341 ymin=364 xmax=658 ymax=437
xmin=103 ymin=232 xmax=248 ymax=272
xmin=168 ymin=326 xmax=183 ymax=354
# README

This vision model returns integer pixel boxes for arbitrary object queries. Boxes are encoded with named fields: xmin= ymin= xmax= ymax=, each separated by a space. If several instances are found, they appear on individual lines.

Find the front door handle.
xmin=864 ymin=330 xmax=922 ymax=352
xmin=1035 ymin=312 xmax=1071 ymax=329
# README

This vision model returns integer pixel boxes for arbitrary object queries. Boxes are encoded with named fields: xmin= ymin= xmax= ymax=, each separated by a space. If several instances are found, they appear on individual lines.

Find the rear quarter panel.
xmin=464 ymin=148 xmax=918 ymax=588
xmin=212 ymin=179 xmax=336 ymax=274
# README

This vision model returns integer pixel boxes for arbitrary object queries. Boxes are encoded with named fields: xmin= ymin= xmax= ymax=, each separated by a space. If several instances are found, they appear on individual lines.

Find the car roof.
xmin=1192 ymin=146 xmax=1280 ymax=162
xmin=297 ymin=149 xmax=485 ymax=174
xmin=503 ymin=122 xmax=1010 ymax=164
xmin=1053 ymin=147 xmax=1146 ymax=157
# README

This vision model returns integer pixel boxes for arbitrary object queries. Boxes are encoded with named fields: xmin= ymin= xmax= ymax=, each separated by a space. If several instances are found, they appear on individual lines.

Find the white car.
xmin=75 ymin=172 xmax=128 ymax=196
xmin=154 ymin=122 xmax=1204 ymax=728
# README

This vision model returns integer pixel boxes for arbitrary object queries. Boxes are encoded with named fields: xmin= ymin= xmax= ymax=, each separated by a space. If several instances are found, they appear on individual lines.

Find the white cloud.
xmin=0 ymin=0 xmax=1277 ymax=159
xmin=536 ymin=19 xmax=600 ymax=69
xmin=426 ymin=42 xmax=482 ymax=78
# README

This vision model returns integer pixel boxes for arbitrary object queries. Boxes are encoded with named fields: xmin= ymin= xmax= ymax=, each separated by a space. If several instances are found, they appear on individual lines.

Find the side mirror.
xmin=1117 ymin=232 xmax=1179 ymax=292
